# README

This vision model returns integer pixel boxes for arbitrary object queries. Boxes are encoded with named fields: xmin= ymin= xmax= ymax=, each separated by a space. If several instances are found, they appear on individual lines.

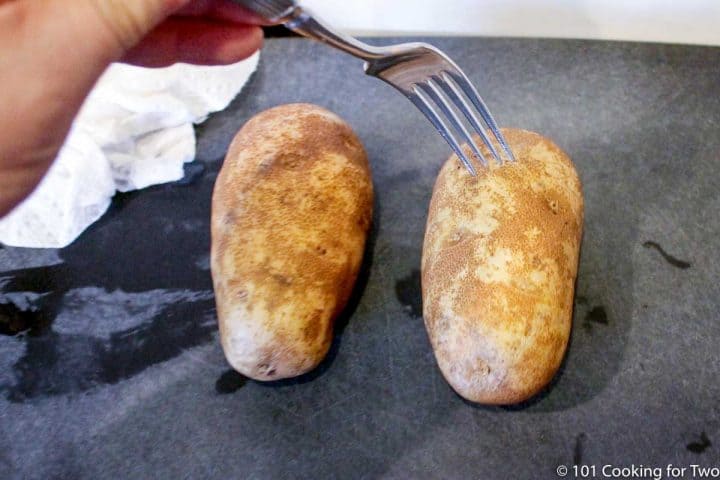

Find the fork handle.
xmin=233 ymin=0 xmax=385 ymax=62
xmin=283 ymin=6 xmax=385 ymax=61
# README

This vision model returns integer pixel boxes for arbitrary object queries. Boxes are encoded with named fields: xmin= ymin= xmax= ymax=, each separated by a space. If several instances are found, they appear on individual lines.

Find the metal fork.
xmin=233 ymin=0 xmax=515 ymax=174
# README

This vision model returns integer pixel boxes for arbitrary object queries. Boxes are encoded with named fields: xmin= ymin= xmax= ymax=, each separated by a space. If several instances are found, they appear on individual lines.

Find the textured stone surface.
xmin=1 ymin=37 xmax=719 ymax=479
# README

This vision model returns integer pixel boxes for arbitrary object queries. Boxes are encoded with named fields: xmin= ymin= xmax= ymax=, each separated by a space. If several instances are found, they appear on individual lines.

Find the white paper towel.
xmin=0 ymin=52 xmax=260 ymax=249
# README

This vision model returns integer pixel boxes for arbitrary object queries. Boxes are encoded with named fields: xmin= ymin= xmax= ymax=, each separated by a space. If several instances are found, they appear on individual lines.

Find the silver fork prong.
xmin=409 ymin=86 xmax=477 ymax=176
xmin=446 ymin=70 xmax=516 ymax=162
xmin=418 ymin=80 xmax=489 ymax=168
xmin=438 ymin=72 xmax=503 ymax=165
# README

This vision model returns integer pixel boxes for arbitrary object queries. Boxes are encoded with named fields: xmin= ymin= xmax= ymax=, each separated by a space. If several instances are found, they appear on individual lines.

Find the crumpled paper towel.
xmin=0 ymin=52 xmax=260 ymax=249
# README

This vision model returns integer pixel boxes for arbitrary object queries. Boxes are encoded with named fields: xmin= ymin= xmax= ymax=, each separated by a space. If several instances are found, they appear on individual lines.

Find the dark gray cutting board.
xmin=1 ymin=37 xmax=719 ymax=479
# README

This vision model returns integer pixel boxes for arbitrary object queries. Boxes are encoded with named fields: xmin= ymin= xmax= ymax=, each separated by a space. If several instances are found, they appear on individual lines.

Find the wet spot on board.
xmin=195 ymin=254 xmax=211 ymax=271
xmin=1 ymin=290 xmax=216 ymax=403
xmin=586 ymin=306 xmax=608 ymax=325
xmin=687 ymin=432 xmax=712 ymax=454
xmin=582 ymin=306 xmax=608 ymax=333
xmin=573 ymin=433 xmax=586 ymax=465
xmin=0 ymin=167 xmax=220 ymax=402
xmin=642 ymin=241 xmax=691 ymax=269
xmin=215 ymin=369 xmax=247 ymax=394
xmin=395 ymin=270 xmax=423 ymax=318
xmin=0 ymin=301 xmax=45 ymax=336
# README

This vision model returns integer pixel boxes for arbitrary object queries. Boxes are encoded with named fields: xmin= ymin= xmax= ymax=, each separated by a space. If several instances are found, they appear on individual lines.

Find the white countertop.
xmin=303 ymin=0 xmax=720 ymax=46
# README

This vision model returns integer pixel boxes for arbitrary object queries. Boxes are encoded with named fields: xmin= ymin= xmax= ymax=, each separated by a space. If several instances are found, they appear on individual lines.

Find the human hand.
xmin=0 ymin=0 xmax=264 ymax=217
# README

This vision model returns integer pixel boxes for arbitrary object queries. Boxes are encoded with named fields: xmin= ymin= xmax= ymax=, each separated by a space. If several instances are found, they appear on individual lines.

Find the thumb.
xmin=85 ymin=0 xmax=193 ymax=53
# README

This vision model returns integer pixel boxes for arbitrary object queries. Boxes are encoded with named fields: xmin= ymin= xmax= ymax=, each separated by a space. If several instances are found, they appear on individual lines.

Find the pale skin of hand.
xmin=0 ymin=0 xmax=265 ymax=217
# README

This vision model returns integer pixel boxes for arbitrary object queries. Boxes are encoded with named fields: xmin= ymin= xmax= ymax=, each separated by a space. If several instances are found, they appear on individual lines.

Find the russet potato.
xmin=422 ymin=128 xmax=583 ymax=404
xmin=211 ymin=104 xmax=373 ymax=381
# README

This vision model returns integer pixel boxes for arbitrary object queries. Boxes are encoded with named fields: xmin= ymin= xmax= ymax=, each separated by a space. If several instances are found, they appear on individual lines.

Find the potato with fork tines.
xmin=422 ymin=128 xmax=584 ymax=404
xmin=211 ymin=104 xmax=373 ymax=381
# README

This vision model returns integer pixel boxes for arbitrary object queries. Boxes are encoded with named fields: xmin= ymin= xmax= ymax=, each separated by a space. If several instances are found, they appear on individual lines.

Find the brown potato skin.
xmin=211 ymin=104 xmax=373 ymax=381
xmin=422 ymin=128 xmax=583 ymax=404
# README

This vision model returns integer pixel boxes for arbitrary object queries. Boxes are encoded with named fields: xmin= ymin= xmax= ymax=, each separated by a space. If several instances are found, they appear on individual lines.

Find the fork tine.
xmin=417 ymin=80 xmax=489 ymax=168
xmin=409 ymin=86 xmax=477 ymax=176
xmin=437 ymin=73 xmax=503 ymax=165
xmin=446 ymin=70 xmax=516 ymax=162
